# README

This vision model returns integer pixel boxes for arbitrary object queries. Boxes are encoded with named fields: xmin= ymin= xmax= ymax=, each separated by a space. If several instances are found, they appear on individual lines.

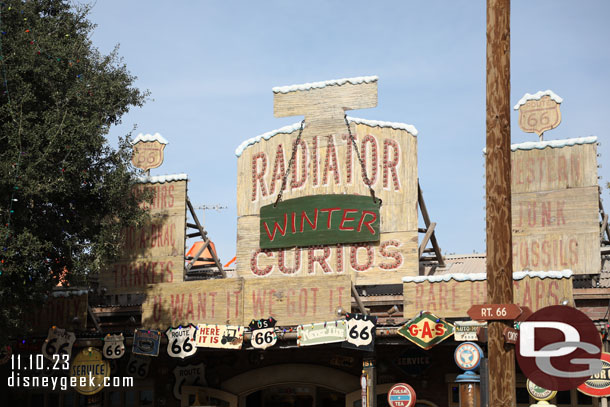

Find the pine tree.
xmin=0 ymin=0 xmax=149 ymax=343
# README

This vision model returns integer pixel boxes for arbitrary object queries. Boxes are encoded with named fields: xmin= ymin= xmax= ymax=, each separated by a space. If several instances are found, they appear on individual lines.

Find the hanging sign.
xmin=165 ymin=324 xmax=198 ymax=359
xmin=514 ymin=92 xmax=562 ymax=137
xmin=467 ymin=303 xmax=523 ymax=321
xmin=249 ymin=317 xmax=278 ymax=350
xmin=454 ymin=321 xmax=486 ymax=341
xmin=454 ymin=342 xmax=483 ymax=371
xmin=527 ymin=379 xmax=557 ymax=401
xmin=397 ymin=312 xmax=454 ymax=350
xmin=343 ymin=313 xmax=377 ymax=351
xmin=260 ymin=194 xmax=380 ymax=249
xmin=503 ymin=327 xmax=519 ymax=345
xmin=70 ymin=348 xmax=110 ymax=396
xmin=173 ymin=362 xmax=206 ymax=400
xmin=578 ymin=352 xmax=610 ymax=397
xmin=126 ymin=353 xmax=151 ymax=379
xmin=196 ymin=324 xmax=244 ymax=349
xmin=297 ymin=320 xmax=347 ymax=347
xmin=387 ymin=383 xmax=416 ymax=407
xmin=103 ymin=334 xmax=125 ymax=359
xmin=132 ymin=329 xmax=162 ymax=356
xmin=42 ymin=327 xmax=75 ymax=361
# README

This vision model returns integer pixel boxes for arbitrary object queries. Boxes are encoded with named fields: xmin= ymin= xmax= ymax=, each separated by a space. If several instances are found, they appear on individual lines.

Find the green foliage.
xmin=0 ymin=0 xmax=149 ymax=343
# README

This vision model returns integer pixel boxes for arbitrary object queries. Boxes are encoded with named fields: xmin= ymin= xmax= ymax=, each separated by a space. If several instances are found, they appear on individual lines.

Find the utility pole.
xmin=486 ymin=0 xmax=515 ymax=406
xmin=195 ymin=204 xmax=227 ymax=228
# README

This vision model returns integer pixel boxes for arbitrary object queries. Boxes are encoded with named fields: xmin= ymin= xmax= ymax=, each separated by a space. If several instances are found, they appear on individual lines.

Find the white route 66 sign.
xmin=103 ymin=334 xmax=125 ymax=359
xmin=42 ymin=327 xmax=76 ymax=361
xmin=249 ymin=318 xmax=277 ymax=350
xmin=165 ymin=325 xmax=197 ymax=359
xmin=126 ymin=353 xmax=151 ymax=380
xmin=173 ymin=362 xmax=206 ymax=400
xmin=346 ymin=314 xmax=376 ymax=347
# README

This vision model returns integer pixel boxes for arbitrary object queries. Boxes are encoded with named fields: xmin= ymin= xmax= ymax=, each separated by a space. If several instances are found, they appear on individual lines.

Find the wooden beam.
xmin=419 ymin=222 xmax=436 ymax=259
xmin=418 ymin=182 xmax=445 ymax=267
xmin=186 ymin=197 xmax=225 ymax=277
xmin=351 ymin=281 xmax=368 ymax=315
xmin=88 ymin=305 xmax=102 ymax=333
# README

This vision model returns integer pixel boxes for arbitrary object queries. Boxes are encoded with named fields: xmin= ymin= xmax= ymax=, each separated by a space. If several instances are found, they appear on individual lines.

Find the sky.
xmin=88 ymin=1 xmax=610 ymax=265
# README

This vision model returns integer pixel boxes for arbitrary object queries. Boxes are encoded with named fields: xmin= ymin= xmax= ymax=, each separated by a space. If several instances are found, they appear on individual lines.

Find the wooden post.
xmin=363 ymin=358 xmax=377 ymax=407
xmin=486 ymin=0 xmax=515 ymax=406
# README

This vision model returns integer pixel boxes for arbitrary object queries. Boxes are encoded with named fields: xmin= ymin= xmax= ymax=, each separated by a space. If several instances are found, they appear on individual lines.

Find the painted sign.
xmin=515 ymin=93 xmax=562 ymax=137
xmin=101 ymin=177 xmax=187 ymax=292
xmin=236 ymin=77 xmax=419 ymax=285
xmin=467 ymin=304 xmax=522 ymax=320
xmin=126 ymin=353 xmax=151 ymax=379
xmin=29 ymin=289 xmax=88 ymax=333
xmin=403 ymin=271 xmax=573 ymax=318
xmin=344 ymin=313 xmax=376 ymax=350
xmin=165 ymin=324 xmax=197 ymax=359
xmin=173 ymin=362 xmax=206 ymax=401
xmin=131 ymin=133 xmax=168 ymax=171
xmin=527 ymin=379 xmax=557 ymax=401
xmin=42 ymin=327 xmax=75 ymax=361
xmin=132 ymin=329 xmax=162 ymax=356
xmin=387 ymin=383 xmax=416 ymax=407
xmin=141 ymin=279 xmax=243 ymax=329
xmin=70 ymin=348 xmax=109 ymax=396
xmin=395 ymin=348 xmax=432 ymax=376
xmin=454 ymin=321 xmax=486 ymax=341
xmin=243 ymin=274 xmax=351 ymax=326
xmin=103 ymin=334 xmax=125 ymax=359
xmin=397 ymin=312 xmax=453 ymax=350
xmin=578 ymin=352 xmax=610 ymax=397
xmin=195 ymin=324 xmax=244 ymax=349
xmin=249 ymin=317 xmax=278 ymax=350
xmin=297 ymin=320 xmax=347 ymax=347
xmin=260 ymin=194 xmax=380 ymax=249
xmin=510 ymin=139 xmax=600 ymax=274
xmin=454 ymin=342 xmax=483 ymax=371
xmin=503 ymin=327 xmax=519 ymax=345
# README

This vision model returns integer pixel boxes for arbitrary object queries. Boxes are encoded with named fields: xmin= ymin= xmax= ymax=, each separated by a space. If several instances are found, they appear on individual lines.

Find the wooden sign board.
xmin=403 ymin=271 xmax=573 ymax=318
xmin=516 ymin=94 xmax=561 ymax=136
xmin=195 ymin=324 xmax=244 ymax=349
xmin=131 ymin=133 xmax=168 ymax=171
xmin=243 ymin=274 xmax=351 ymax=326
xmin=101 ymin=178 xmax=187 ymax=293
xmin=29 ymin=290 xmax=87 ymax=333
xmin=510 ymin=140 xmax=600 ymax=274
xmin=297 ymin=320 xmax=347 ymax=347
xmin=141 ymin=278 xmax=244 ymax=329
xmin=260 ymin=194 xmax=380 ymax=249
xmin=503 ymin=327 xmax=519 ymax=345
xmin=467 ymin=304 xmax=522 ymax=320
xmin=236 ymin=77 xmax=419 ymax=285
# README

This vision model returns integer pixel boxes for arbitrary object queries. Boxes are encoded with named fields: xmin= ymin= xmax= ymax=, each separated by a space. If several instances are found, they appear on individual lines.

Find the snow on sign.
xmin=131 ymin=132 xmax=168 ymax=171
xmin=165 ymin=324 xmax=197 ymax=359
xmin=514 ymin=90 xmax=562 ymax=138
xmin=387 ymin=383 xmax=416 ymax=407
xmin=42 ymin=326 xmax=75 ymax=361
xmin=196 ymin=324 xmax=244 ymax=349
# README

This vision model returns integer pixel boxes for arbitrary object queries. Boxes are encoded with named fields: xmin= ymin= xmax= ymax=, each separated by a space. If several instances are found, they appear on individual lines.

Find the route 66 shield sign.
xmin=42 ymin=327 xmax=76 ymax=361
xmin=173 ymin=362 xmax=206 ymax=400
xmin=344 ymin=313 xmax=377 ymax=351
xmin=249 ymin=317 xmax=277 ymax=350
xmin=126 ymin=353 xmax=151 ymax=380
xmin=103 ymin=334 xmax=125 ymax=359
xmin=165 ymin=325 xmax=197 ymax=359
xmin=515 ymin=93 xmax=562 ymax=137
xmin=131 ymin=133 xmax=167 ymax=171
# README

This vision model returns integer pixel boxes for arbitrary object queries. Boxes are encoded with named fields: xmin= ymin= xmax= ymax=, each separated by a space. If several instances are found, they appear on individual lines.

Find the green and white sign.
xmin=297 ymin=320 xmax=347 ymax=347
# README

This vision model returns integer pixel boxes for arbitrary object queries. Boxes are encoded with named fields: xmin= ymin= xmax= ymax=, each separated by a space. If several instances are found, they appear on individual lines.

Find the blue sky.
xmin=88 ymin=1 xmax=610 ymax=264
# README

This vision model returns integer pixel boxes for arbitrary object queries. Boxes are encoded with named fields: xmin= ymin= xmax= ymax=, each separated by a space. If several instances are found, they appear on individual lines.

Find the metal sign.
xmin=297 ymin=320 xmax=347 ymax=347
xmin=344 ymin=313 xmax=376 ymax=351
xmin=249 ymin=317 xmax=277 ymax=350
xmin=454 ymin=342 xmax=483 ymax=371
xmin=42 ymin=327 xmax=75 ymax=361
xmin=173 ymin=362 xmax=206 ymax=401
xmin=260 ymin=194 xmax=380 ymax=249
xmin=503 ymin=327 xmax=519 ymax=345
xmin=196 ymin=324 xmax=244 ymax=349
xmin=165 ymin=324 xmax=197 ymax=359
xmin=454 ymin=321 xmax=486 ymax=341
xmin=397 ymin=312 xmax=454 ymax=350
xmin=70 ymin=348 xmax=109 ymax=396
xmin=132 ymin=329 xmax=162 ymax=357
xmin=103 ymin=334 xmax=125 ymax=359
xmin=526 ymin=379 xmax=557 ymax=401
xmin=578 ymin=352 xmax=610 ymax=397
xmin=126 ymin=353 xmax=151 ymax=379
xmin=387 ymin=383 xmax=416 ymax=407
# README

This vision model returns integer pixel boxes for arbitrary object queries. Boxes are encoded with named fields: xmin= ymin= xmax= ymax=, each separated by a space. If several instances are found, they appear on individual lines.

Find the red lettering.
xmin=251 ymin=152 xmax=268 ymax=201
xmin=320 ymin=208 xmax=341 ymax=229
xmin=357 ymin=211 xmax=377 ymax=234
xmin=263 ymin=214 xmax=288 ymax=241
xmin=339 ymin=209 xmax=358 ymax=231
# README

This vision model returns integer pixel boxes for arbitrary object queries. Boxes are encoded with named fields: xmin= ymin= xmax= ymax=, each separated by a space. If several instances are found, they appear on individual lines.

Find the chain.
xmin=344 ymin=115 xmax=381 ymax=206
xmin=274 ymin=120 xmax=305 ymax=207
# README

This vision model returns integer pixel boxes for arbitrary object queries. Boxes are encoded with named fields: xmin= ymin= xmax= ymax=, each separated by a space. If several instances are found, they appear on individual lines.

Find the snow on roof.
xmin=514 ymin=90 xmax=563 ymax=110
xmin=51 ymin=289 xmax=88 ymax=297
xmin=272 ymin=76 xmax=378 ymax=94
xmin=510 ymin=136 xmax=597 ymax=151
xmin=136 ymin=173 xmax=188 ymax=184
xmin=402 ymin=269 xmax=572 ymax=283
xmin=235 ymin=116 xmax=418 ymax=157
xmin=131 ymin=132 xmax=168 ymax=145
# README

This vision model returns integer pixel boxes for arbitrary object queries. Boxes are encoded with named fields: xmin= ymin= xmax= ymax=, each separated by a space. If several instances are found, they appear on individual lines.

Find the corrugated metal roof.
xmin=420 ymin=254 xmax=486 ymax=276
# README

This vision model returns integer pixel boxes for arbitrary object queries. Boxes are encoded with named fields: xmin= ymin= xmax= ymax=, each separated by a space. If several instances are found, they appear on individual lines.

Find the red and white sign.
xmin=578 ymin=352 xmax=610 ymax=397
xmin=387 ymin=383 xmax=416 ymax=407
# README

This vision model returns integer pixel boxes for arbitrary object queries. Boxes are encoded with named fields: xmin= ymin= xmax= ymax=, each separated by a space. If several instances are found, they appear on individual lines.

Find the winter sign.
xmin=42 ymin=327 xmax=75 ymax=361
xmin=133 ymin=329 xmax=162 ymax=356
xmin=196 ymin=324 xmax=244 ymax=349
xmin=344 ymin=313 xmax=377 ymax=351
xmin=131 ymin=133 xmax=168 ymax=171
xmin=70 ymin=348 xmax=109 ymax=396
xmin=249 ymin=317 xmax=277 ymax=350
xmin=514 ymin=91 xmax=562 ymax=138
xmin=397 ymin=312 xmax=454 ymax=350
xmin=297 ymin=320 xmax=347 ymax=347
xmin=173 ymin=362 xmax=206 ymax=401
xmin=165 ymin=324 xmax=197 ymax=359
xmin=126 ymin=353 xmax=151 ymax=379
xmin=103 ymin=334 xmax=125 ymax=359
